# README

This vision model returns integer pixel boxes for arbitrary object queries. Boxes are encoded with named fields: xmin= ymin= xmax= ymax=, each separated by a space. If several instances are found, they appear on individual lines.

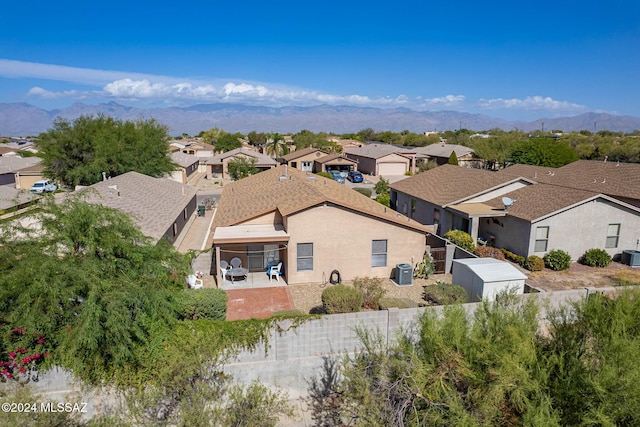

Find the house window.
xmin=301 ymin=161 xmax=313 ymax=171
xmin=534 ymin=226 xmax=549 ymax=252
xmin=297 ymin=243 xmax=313 ymax=271
xmin=372 ymin=240 xmax=388 ymax=267
xmin=606 ymin=223 xmax=620 ymax=248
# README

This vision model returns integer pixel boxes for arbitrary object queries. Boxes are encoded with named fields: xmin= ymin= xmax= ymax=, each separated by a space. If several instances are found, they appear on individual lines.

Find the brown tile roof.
xmin=213 ymin=165 xmax=428 ymax=233
xmin=281 ymin=147 xmax=327 ymax=162
xmin=81 ymin=172 xmax=197 ymax=242
xmin=499 ymin=160 xmax=640 ymax=201
xmin=390 ymin=164 xmax=522 ymax=206
xmin=482 ymin=184 xmax=603 ymax=222
xmin=315 ymin=154 xmax=357 ymax=164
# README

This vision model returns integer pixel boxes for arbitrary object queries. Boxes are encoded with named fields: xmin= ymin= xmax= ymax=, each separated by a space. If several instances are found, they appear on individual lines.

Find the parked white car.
xmin=30 ymin=179 xmax=57 ymax=193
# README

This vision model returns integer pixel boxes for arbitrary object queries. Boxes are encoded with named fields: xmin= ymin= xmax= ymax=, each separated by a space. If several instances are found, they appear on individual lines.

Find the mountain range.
xmin=1 ymin=102 xmax=640 ymax=136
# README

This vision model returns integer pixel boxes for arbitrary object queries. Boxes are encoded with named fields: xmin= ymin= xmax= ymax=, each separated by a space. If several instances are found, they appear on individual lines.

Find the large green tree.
xmin=215 ymin=132 xmax=243 ymax=152
xmin=38 ymin=115 xmax=175 ymax=186
xmin=510 ymin=138 xmax=579 ymax=167
xmin=0 ymin=198 xmax=190 ymax=383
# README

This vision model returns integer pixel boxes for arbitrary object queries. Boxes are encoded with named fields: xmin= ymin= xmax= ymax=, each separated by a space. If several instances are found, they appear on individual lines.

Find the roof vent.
xmin=279 ymin=176 xmax=287 ymax=182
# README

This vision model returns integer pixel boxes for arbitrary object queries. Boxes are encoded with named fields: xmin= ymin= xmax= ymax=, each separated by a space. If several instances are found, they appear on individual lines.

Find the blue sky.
xmin=1 ymin=0 xmax=639 ymax=120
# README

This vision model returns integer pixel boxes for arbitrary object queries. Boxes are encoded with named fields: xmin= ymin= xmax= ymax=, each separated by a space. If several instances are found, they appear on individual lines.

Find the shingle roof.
xmin=0 ymin=157 xmax=41 ymax=175
xmin=345 ymin=144 xmax=412 ymax=159
xmin=170 ymin=152 xmax=200 ymax=168
xmin=499 ymin=160 xmax=640 ymax=201
xmin=315 ymin=154 xmax=357 ymax=164
xmin=213 ymin=165 xmax=428 ymax=233
xmin=411 ymin=143 xmax=475 ymax=158
xmin=281 ymin=147 xmax=327 ymax=161
xmin=0 ymin=185 xmax=35 ymax=210
xmin=205 ymin=148 xmax=277 ymax=166
xmin=482 ymin=183 xmax=604 ymax=222
xmin=81 ymin=172 xmax=197 ymax=242
xmin=390 ymin=164 xmax=521 ymax=206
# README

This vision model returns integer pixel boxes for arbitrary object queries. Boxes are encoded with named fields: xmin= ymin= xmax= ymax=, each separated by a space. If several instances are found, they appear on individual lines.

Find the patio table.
xmin=227 ymin=267 xmax=249 ymax=283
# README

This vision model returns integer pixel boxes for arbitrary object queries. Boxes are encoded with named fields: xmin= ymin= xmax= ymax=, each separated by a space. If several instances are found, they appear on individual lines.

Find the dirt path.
xmin=525 ymin=261 xmax=640 ymax=292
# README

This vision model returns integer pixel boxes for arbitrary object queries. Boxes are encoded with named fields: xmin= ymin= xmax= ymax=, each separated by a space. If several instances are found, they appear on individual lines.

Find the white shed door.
xmin=378 ymin=162 xmax=406 ymax=176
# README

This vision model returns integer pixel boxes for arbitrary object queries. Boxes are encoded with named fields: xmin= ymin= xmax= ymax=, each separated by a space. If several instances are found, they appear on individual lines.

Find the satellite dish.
xmin=502 ymin=197 xmax=514 ymax=207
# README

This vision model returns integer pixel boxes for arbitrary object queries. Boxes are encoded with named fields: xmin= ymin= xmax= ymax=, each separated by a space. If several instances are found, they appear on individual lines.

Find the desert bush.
xmin=524 ymin=255 xmax=545 ymax=272
xmin=444 ymin=229 xmax=475 ymax=252
xmin=474 ymin=246 xmax=506 ymax=260
xmin=316 ymin=172 xmax=333 ymax=179
xmin=580 ymin=248 xmax=612 ymax=268
xmin=271 ymin=309 xmax=307 ymax=318
xmin=378 ymin=297 xmax=421 ymax=310
xmin=613 ymin=270 xmax=640 ymax=287
xmin=423 ymin=281 xmax=467 ymax=305
xmin=177 ymin=288 xmax=228 ymax=320
xmin=501 ymin=248 xmax=526 ymax=266
xmin=543 ymin=249 xmax=572 ymax=271
xmin=413 ymin=251 xmax=435 ymax=279
xmin=353 ymin=187 xmax=372 ymax=198
xmin=375 ymin=193 xmax=390 ymax=207
xmin=322 ymin=285 xmax=363 ymax=314
xmin=352 ymin=277 xmax=387 ymax=310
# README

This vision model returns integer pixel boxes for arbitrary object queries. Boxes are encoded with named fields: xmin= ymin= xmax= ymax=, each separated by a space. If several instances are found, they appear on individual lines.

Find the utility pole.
xmin=541 ymin=121 xmax=544 ymax=133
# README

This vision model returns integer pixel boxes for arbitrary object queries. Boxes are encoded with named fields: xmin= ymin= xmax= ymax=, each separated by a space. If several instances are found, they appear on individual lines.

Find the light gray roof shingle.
xmin=345 ymin=144 xmax=412 ymax=159
xmin=170 ymin=152 xmax=200 ymax=168
xmin=0 ymin=157 xmax=41 ymax=175
xmin=205 ymin=148 xmax=277 ymax=167
xmin=82 ymin=172 xmax=197 ymax=241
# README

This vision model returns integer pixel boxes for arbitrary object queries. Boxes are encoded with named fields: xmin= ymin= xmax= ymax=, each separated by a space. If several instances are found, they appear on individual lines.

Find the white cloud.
xmin=26 ymin=87 xmax=90 ymax=99
xmin=423 ymin=95 xmax=465 ymax=107
xmin=477 ymin=96 xmax=586 ymax=112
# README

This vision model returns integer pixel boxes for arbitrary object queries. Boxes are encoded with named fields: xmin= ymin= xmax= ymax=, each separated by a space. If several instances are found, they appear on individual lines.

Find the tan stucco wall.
xmin=15 ymin=174 xmax=45 ymax=190
xmin=239 ymin=211 xmax=283 ymax=226
xmin=288 ymin=151 xmax=326 ymax=170
xmin=285 ymin=204 xmax=425 ymax=285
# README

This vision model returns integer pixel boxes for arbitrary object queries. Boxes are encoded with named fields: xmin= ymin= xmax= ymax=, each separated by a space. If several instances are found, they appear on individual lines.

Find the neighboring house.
xmin=205 ymin=148 xmax=277 ymax=180
xmin=0 ymin=146 xmax=18 ymax=156
xmin=0 ymin=185 xmax=37 ymax=213
xmin=82 ymin=172 xmax=197 ymax=244
xmin=182 ymin=142 xmax=216 ymax=157
xmin=0 ymin=157 xmax=42 ymax=186
xmin=211 ymin=165 xmax=430 ymax=286
xmin=14 ymin=164 xmax=47 ymax=190
xmin=281 ymin=147 xmax=328 ymax=172
xmin=313 ymin=153 xmax=358 ymax=173
xmin=412 ymin=143 xmax=484 ymax=168
xmin=169 ymin=152 xmax=200 ymax=184
xmin=345 ymin=144 xmax=415 ymax=176
xmin=390 ymin=163 xmax=640 ymax=260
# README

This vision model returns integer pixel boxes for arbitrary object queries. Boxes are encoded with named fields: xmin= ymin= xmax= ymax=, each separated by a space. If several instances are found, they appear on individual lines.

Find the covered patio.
xmin=446 ymin=202 xmax=507 ymax=244
xmin=213 ymin=223 xmax=289 ymax=289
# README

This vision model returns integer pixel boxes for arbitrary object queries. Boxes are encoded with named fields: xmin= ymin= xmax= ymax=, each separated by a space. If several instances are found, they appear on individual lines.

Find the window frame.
xmin=371 ymin=239 xmax=388 ymax=267
xmin=606 ymin=223 xmax=621 ymax=248
xmin=296 ymin=243 xmax=314 ymax=271
xmin=534 ymin=226 xmax=549 ymax=252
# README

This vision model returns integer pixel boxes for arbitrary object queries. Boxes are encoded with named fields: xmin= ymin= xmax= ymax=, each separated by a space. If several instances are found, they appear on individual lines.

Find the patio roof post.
xmin=215 ymin=245 xmax=222 ymax=287
xmin=469 ymin=217 xmax=480 ymax=243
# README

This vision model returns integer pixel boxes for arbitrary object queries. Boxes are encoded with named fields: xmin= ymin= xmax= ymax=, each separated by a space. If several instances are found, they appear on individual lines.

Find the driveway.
xmin=225 ymin=287 xmax=295 ymax=320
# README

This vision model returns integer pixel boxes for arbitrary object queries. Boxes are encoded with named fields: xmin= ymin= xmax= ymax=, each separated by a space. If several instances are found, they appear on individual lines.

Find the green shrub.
xmin=580 ymin=248 xmax=612 ymax=268
xmin=524 ymin=255 xmax=545 ymax=272
xmin=321 ymin=285 xmax=363 ymax=314
xmin=413 ymin=251 xmax=435 ymax=279
xmin=501 ymin=248 xmax=526 ymax=266
xmin=177 ymin=288 xmax=228 ymax=320
xmin=352 ymin=277 xmax=387 ymax=310
xmin=543 ymin=249 xmax=572 ymax=271
xmin=444 ymin=229 xmax=475 ymax=252
xmin=474 ymin=246 xmax=506 ymax=260
xmin=353 ymin=187 xmax=372 ymax=198
xmin=378 ymin=297 xmax=421 ymax=309
xmin=316 ymin=172 xmax=333 ymax=179
xmin=422 ymin=281 xmax=467 ymax=305
xmin=375 ymin=193 xmax=390 ymax=207
xmin=271 ymin=309 xmax=306 ymax=318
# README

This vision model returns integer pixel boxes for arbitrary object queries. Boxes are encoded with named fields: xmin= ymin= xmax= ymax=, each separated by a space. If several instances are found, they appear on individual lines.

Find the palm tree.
xmin=264 ymin=133 xmax=289 ymax=157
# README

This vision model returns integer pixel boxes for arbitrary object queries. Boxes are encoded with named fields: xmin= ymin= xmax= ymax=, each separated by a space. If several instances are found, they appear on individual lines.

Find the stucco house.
xmin=0 ymin=157 xmax=42 ymax=186
xmin=211 ymin=165 xmax=430 ymax=286
xmin=281 ymin=147 xmax=329 ymax=172
xmin=205 ymin=148 xmax=277 ymax=180
xmin=412 ymin=143 xmax=484 ymax=168
xmin=82 ymin=171 xmax=197 ymax=244
xmin=169 ymin=152 xmax=200 ymax=184
xmin=182 ymin=141 xmax=216 ymax=158
xmin=345 ymin=144 xmax=415 ymax=176
xmin=390 ymin=163 xmax=640 ymax=260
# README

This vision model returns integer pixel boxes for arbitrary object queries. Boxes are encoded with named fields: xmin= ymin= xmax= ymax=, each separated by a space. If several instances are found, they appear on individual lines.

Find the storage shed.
xmin=452 ymin=258 xmax=527 ymax=302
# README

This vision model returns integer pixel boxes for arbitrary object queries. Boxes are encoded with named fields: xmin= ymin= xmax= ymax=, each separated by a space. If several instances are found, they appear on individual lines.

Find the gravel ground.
xmin=288 ymin=273 xmax=453 ymax=314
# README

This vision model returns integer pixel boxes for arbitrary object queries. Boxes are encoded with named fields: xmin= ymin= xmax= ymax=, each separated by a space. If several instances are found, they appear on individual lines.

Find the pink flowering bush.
xmin=0 ymin=324 xmax=47 ymax=383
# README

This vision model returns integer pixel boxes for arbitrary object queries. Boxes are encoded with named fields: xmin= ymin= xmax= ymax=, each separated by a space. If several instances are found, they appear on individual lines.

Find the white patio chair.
xmin=230 ymin=257 xmax=242 ymax=269
xmin=269 ymin=262 xmax=282 ymax=282
xmin=220 ymin=260 xmax=230 ymax=282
